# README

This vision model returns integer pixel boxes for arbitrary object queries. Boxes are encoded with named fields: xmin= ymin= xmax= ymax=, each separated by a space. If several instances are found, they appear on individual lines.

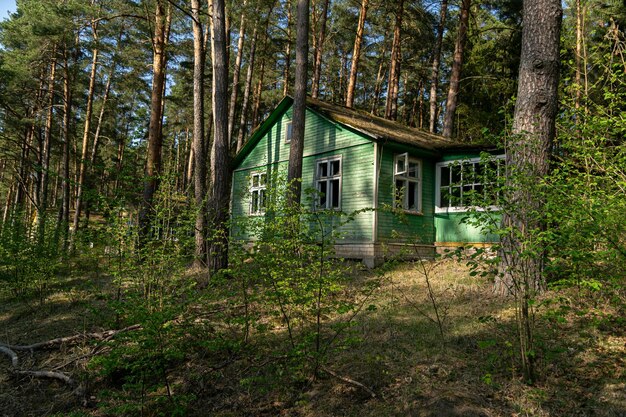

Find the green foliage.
xmin=0 ymin=212 xmax=62 ymax=304
xmin=228 ymin=177 xmax=377 ymax=382
xmin=89 ymin=176 xmax=198 ymax=416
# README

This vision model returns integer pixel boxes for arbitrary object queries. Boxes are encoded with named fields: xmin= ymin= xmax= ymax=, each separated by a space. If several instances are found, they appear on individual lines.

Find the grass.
xmin=0 ymin=253 xmax=625 ymax=416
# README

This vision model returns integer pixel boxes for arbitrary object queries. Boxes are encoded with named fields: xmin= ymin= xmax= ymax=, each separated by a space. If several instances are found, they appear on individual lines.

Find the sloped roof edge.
xmin=233 ymin=96 xmax=489 ymax=167
xmin=232 ymin=96 xmax=293 ymax=167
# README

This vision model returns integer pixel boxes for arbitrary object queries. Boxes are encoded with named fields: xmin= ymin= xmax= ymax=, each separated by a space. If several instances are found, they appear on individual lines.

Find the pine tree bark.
xmin=208 ymin=0 xmax=232 ymax=273
xmin=442 ymin=0 xmax=470 ymax=138
xmin=346 ymin=0 xmax=368 ymax=108
xmin=385 ymin=0 xmax=403 ymax=121
xmin=252 ymin=58 xmax=266 ymax=126
xmin=574 ymin=0 xmax=585 ymax=111
xmin=37 ymin=53 xmax=57 ymax=246
xmin=58 ymin=48 xmax=72 ymax=249
xmin=191 ymin=0 xmax=208 ymax=267
xmin=237 ymin=23 xmax=258 ymax=152
xmin=496 ymin=0 xmax=561 ymax=295
xmin=139 ymin=0 xmax=171 ymax=242
xmin=311 ymin=0 xmax=329 ymax=99
xmin=428 ymin=0 xmax=448 ymax=133
xmin=287 ymin=0 xmax=309 ymax=204
xmin=283 ymin=0 xmax=292 ymax=96
xmin=371 ymin=36 xmax=388 ymax=115
xmin=72 ymin=21 xmax=99 ymax=236
xmin=228 ymin=2 xmax=247 ymax=144
xmin=495 ymin=1 xmax=561 ymax=386
xmin=90 ymin=65 xmax=113 ymax=169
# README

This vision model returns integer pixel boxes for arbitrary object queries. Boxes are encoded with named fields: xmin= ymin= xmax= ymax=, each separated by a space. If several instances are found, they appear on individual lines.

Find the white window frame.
xmin=249 ymin=171 xmax=267 ymax=215
xmin=435 ymin=154 xmax=505 ymax=213
xmin=285 ymin=121 xmax=293 ymax=143
xmin=314 ymin=156 xmax=342 ymax=210
xmin=394 ymin=153 xmax=422 ymax=213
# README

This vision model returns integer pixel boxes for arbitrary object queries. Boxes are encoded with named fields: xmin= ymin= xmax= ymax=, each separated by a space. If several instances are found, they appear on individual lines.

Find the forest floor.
xmin=0 ymin=255 xmax=625 ymax=417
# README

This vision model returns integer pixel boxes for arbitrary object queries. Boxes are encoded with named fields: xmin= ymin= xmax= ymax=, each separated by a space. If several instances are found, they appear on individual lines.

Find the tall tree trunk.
xmin=311 ymin=0 xmax=329 ymax=99
xmin=191 ymin=0 xmax=208 ymax=268
xmin=418 ymin=78 xmax=425 ymax=128
xmin=346 ymin=0 xmax=368 ymax=108
xmin=37 ymin=53 xmax=57 ymax=246
xmin=442 ymin=0 xmax=470 ymax=138
xmin=252 ymin=58 xmax=266 ymax=126
xmin=15 ymin=109 xmax=38 ymax=213
xmin=428 ymin=0 xmax=448 ymax=133
xmin=574 ymin=0 xmax=586 ymax=111
xmin=113 ymin=90 xmax=134 ymax=196
xmin=287 ymin=0 xmax=309 ymax=204
xmin=138 ymin=0 xmax=171 ymax=242
xmin=385 ymin=0 xmax=403 ymax=121
xmin=58 ymin=49 xmax=72 ymax=250
xmin=496 ymin=0 xmax=562 ymax=382
xmin=338 ymin=52 xmax=347 ymax=102
xmin=2 ymin=182 xmax=15 ymax=234
xmin=371 ymin=36 xmax=388 ymax=115
xmin=72 ymin=42 xmax=99 ymax=236
xmin=90 ymin=66 xmax=114 ymax=169
xmin=208 ymin=0 xmax=232 ymax=273
xmin=237 ymin=23 xmax=258 ymax=152
xmin=228 ymin=1 xmax=247 ymax=145
xmin=186 ymin=137 xmax=194 ymax=189
xmin=83 ymin=62 xmax=114 ymax=226
xmin=283 ymin=0 xmax=292 ymax=96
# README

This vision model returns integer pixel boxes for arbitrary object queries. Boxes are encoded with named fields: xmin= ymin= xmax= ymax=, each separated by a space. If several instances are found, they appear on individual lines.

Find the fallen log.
xmin=13 ymin=369 xmax=76 ymax=386
xmin=0 ymin=346 xmax=18 ymax=367
xmin=0 ymin=324 xmax=141 ymax=352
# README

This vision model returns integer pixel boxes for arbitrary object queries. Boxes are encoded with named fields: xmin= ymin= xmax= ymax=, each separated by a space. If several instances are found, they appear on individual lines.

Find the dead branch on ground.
xmin=320 ymin=365 xmax=376 ymax=398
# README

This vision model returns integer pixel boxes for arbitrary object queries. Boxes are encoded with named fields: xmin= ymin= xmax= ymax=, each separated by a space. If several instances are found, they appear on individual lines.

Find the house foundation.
xmin=334 ymin=242 xmax=436 ymax=268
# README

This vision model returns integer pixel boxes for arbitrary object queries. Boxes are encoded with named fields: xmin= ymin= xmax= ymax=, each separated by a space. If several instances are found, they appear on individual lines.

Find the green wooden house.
xmin=231 ymin=97 xmax=503 ymax=267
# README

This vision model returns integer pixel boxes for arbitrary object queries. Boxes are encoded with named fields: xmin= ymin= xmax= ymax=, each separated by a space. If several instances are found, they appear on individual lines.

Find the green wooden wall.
xmin=376 ymin=144 xmax=437 ymax=245
xmin=434 ymin=150 xmax=503 ymax=245
xmin=231 ymin=107 xmax=376 ymax=243
xmin=434 ymin=212 xmax=500 ymax=244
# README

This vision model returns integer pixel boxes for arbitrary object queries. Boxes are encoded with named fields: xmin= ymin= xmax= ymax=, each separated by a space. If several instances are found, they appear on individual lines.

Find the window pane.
xmin=331 ymin=160 xmax=340 ymax=176
xmin=396 ymin=157 xmax=406 ymax=174
xmin=408 ymin=161 xmax=419 ymax=178
xmin=252 ymin=175 xmax=259 ymax=187
xmin=486 ymin=185 xmax=499 ymax=206
xmin=450 ymin=186 xmax=461 ymax=207
xmin=252 ymin=191 xmax=259 ymax=213
xmin=462 ymin=162 xmax=473 ymax=184
xmin=319 ymin=162 xmax=328 ymax=178
xmin=408 ymin=181 xmax=417 ymax=210
xmin=440 ymin=166 xmax=450 ymax=186
xmin=485 ymin=160 xmax=498 ymax=183
xmin=463 ymin=185 xmax=475 ymax=206
xmin=286 ymin=122 xmax=293 ymax=141
xmin=395 ymin=179 xmax=405 ymax=207
xmin=474 ymin=162 xmax=484 ymax=183
xmin=474 ymin=184 xmax=484 ymax=203
xmin=260 ymin=173 xmax=267 ymax=185
xmin=440 ymin=187 xmax=450 ymax=208
xmin=318 ymin=181 xmax=327 ymax=207
xmin=330 ymin=179 xmax=340 ymax=208
xmin=451 ymin=164 xmax=462 ymax=184
xmin=260 ymin=189 xmax=266 ymax=210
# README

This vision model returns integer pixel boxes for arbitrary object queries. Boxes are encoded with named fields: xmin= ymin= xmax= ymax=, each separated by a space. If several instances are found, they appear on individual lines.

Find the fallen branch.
xmin=0 ymin=346 xmax=18 ymax=367
xmin=320 ymin=365 xmax=376 ymax=398
xmin=13 ymin=370 xmax=76 ymax=386
xmin=0 ymin=324 xmax=141 ymax=352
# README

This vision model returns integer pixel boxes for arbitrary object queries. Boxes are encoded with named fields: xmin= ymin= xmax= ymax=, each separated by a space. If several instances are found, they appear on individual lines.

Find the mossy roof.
xmin=233 ymin=96 xmax=492 ymax=167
